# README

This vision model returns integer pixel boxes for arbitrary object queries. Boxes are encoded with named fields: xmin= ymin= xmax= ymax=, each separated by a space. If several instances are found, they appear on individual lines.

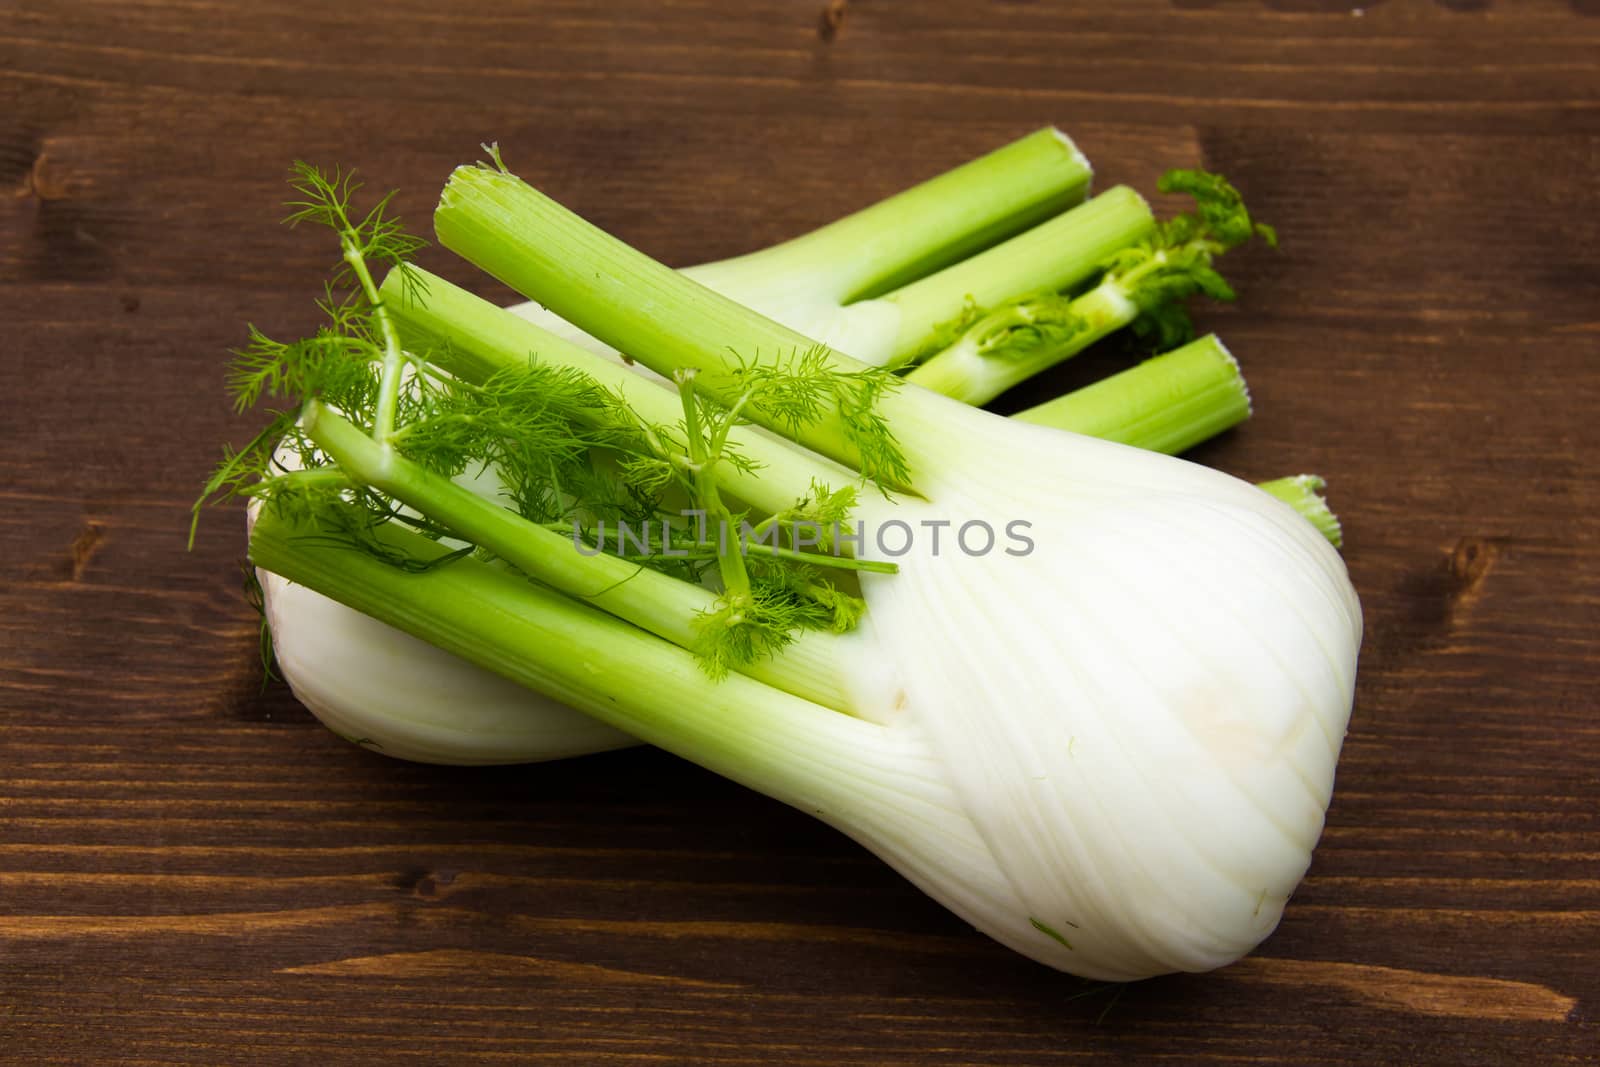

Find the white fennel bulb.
xmin=827 ymin=410 xmax=1359 ymax=977
xmin=252 ymin=398 xmax=1360 ymax=979
xmin=259 ymin=563 xmax=636 ymax=763
xmin=232 ymin=145 xmax=1361 ymax=980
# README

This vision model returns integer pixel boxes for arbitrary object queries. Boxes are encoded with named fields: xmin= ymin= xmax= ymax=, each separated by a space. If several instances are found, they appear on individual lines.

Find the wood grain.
xmin=3 ymin=0 xmax=1597 ymax=1062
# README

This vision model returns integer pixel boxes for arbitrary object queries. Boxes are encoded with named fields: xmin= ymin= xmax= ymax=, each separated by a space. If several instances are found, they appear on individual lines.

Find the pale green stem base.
xmin=1258 ymin=476 xmax=1343 ymax=548
xmin=249 ymin=505 xmax=889 ymax=811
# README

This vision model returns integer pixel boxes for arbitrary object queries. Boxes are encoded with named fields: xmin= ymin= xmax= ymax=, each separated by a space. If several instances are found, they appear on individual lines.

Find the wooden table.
xmin=4 ymin=1 xmax=1596 ymax=1062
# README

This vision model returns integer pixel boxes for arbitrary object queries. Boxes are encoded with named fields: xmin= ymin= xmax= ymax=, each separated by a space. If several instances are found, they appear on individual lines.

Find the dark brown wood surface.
xmin=3 ymin=0 xmax=1597 ymax=1062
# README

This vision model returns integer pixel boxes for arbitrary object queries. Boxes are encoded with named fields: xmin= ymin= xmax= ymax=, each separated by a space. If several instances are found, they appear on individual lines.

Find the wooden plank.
xmin=2 ymin=0 xmax=1597 ymax=1062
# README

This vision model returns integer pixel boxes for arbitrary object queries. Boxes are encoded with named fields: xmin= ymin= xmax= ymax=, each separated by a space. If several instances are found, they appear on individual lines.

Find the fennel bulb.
xmin=837 ymin=412 xmax=1359 ymax=979
xmin=218 ymin=151 xmax=1362 ymax=981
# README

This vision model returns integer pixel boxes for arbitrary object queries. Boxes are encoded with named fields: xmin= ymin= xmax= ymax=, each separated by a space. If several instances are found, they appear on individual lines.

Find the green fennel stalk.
xmin=687 ymin=126 xmax=1098 ymax=307
xmin=1012 ymin=333 xmax=1250 ymax=454
xmin=906 ymin=170 xmax=1277 ymax=405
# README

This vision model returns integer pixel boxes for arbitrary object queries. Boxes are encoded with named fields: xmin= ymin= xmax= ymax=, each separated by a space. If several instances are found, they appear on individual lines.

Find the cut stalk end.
xmin=1014 ymin=333 xmax=1251 ymax=455
xmin=1258 ymin=474 xmax=1343 ymax=548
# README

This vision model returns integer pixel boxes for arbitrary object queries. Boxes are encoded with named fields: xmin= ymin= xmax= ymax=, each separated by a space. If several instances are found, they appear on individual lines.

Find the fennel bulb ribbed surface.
xmin=825 ymin=408 xmax=1361 ymax=978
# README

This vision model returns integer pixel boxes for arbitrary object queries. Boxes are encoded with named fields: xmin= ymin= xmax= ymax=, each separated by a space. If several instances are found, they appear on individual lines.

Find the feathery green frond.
xmin=1104 ymin=168 xmax=1275 ymax=348
xmin=209 ymin=157 xmax=898 ymax=683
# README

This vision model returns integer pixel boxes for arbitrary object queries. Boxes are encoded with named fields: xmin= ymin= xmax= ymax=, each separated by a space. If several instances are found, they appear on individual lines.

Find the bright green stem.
xmin=299 ymin=400 xmax=857 ymax=711
xmin=382 ymin=267 xmax=853 ymax=517
xmin=676 ymin=369 xmax=754 ymax=602
xmin=907 ymin=281 xmax=1136 ymax=405
xmin=739 ymin=543 xmax=897 ymax=574
xmin=1014 ymin=334 xmax=1249 ymax=453
xmin=1258 ymin=475 xmax=1343 ymax=548
xmin=436 ymin=163 xmax=934 ymax=483
xmin=249 ymin=505 xmax=888 ymax=811
xmin=618 ymin=542 xmax=897 ymax=575
xmin=344 ymin=240 xmax=406 ymax=442
xmin=705 ymin=127 xmax=1094 ymax=306
xmin=878 ymin=187 xmax=1154 ymax=366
